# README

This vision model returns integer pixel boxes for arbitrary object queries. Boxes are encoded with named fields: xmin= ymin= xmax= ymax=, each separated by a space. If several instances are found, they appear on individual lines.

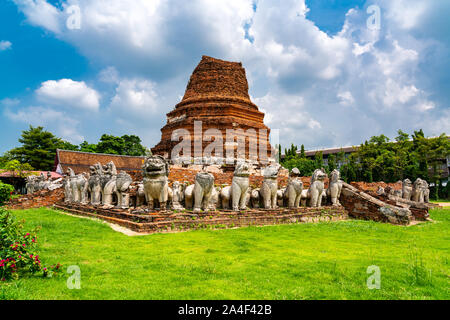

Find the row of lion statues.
xmin=63 ymin=155 xmax=346 ymax=212
xmin=376 ymin=178 xmax=430 ymax=203
xmin=26 ymin=172 xmax=63 ymax=194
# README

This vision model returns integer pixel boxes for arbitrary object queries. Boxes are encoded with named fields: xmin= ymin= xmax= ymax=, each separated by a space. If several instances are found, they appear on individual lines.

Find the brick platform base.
xmin=53 ymin=203 xmax=349 ymax=234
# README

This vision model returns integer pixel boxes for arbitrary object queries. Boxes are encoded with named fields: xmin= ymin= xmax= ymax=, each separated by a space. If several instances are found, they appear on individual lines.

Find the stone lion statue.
xmin=422 ymin=180 xmax=430 ymax=203
xmin=192 ymin=171 xmax=215 ymax=213
xmin=26 ymin=175 xmax=37 ymax=195
xmin=219 ymin=186 xmax=232 ymax=210
xmin=101 ymin=161 xmax=118 ymax=208
xmin=67 ymin=168 xmax=88 ymax=204
xmin=260 ymin=163 xmax=281 ymax=209
xmin=63 ymin=174 xmax=72 ymax=203
xmin=327 ymin=169 xmax=343 ymax=206
xmin=208 ymin=186 xmax=221 ymax=211
xmin=412 ymin=178 xmax=429 ymax=203
xmin=142 ymin=155 xmax=170 ymax=210
xmin=402 ymin=179 xmax=413 ymax=200
xmin=285 ymin=168 xmax=303 ymax=208
xmin=171 ymin=181 xmax=185 ymax=210
xmin=307 ymin=169 xmax=327 ymax=207
xmin=231 ymin=162 xmax=251 ymax=211
xmin=115 ymin=171 xmax=133 ymax=209
xmin=250 ymin=188 xmax=261 ymax=208
xmin=136 ymin=183 xmax=146 ymax=207
xmin=88 ymin=163 xmax=103 ymax=206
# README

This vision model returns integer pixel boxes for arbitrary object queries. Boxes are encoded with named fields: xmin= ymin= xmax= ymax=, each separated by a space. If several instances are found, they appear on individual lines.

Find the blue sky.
xmin=1 ymin=0 xmax=449 ymax=154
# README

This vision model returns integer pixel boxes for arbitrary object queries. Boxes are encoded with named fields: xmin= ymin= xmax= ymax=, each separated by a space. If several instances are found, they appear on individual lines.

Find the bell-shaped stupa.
xmin=152 ymin=56 xmax=273 ymax=164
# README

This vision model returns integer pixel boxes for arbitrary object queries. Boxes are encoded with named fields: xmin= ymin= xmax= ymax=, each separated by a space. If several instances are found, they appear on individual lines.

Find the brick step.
xmin=53 ymin=204 xmax=349 ymax=234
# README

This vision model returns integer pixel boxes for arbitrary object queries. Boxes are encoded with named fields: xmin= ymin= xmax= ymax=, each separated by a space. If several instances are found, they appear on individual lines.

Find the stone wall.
xmin=350 ymin=181 xmax=402 ymax=192
xmin=54 ymin=203 xmax=349 ymax=234
xmin=340 ymin=182 xmax=412 ymax=225
xmin=7 ymin=188 xmax=64 ymax=210
xmin=166 ymin=166 xmax=326 ymax=189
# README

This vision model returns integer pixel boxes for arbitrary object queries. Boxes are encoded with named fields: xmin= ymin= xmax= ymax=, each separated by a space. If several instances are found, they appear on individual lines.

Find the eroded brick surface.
xmin=7 ymin=188 xmax=64 ymax=210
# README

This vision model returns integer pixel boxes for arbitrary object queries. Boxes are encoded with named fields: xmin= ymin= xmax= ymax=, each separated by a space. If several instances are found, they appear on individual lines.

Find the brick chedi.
xmin=152 ymin=55 xmax=273 ymax=164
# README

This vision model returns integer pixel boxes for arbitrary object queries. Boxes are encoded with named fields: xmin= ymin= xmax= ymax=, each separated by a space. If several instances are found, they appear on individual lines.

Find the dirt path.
xmin=57 ymin=210 xmax=152 ymax=236
xmin=435 ymin=202 xmax=450 ymax=207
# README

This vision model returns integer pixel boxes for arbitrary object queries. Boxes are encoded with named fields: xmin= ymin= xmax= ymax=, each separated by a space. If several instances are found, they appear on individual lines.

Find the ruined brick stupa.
xmin=152 ymin=56 xmax=273 ymax=164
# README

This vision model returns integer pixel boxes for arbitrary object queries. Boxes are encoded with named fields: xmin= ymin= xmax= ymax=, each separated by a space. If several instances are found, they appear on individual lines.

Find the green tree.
xmin=8 ymin=126 xmax=67 ymax=171
xmin=282 ymin=158 xmax=316 ymax=176
xmin=314 ymin=151 xmax=323 ymax=169
xmin=94 ymin=134 xmax=147 ymax=156
xmin=95 ymin=134 xmax=125 ymax=155
xmin=122 ymin=135 xmax=147 ymax=156
xmin=327 ymin=154 xmax=337 ymax=173
xmin=300 ymin=144 xmax=306 ymax=158
xmin=79 ymin=141 xmax=98 ymax=153
xmin=0 ymin=151 xmax=14 ymax=169
xmin=58 ymin=140 xmax=79 ymax=151
xmin=1 ymin=160 xmax=34 ymax=178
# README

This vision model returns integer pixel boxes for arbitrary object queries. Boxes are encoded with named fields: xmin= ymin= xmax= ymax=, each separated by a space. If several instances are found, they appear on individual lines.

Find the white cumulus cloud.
xmin=0 ymin=40 xmax=12 ymax=51
xmin=10 ymin=0 xmax=450 ymax=149
xmin=110 ymin=78 xmax=159 ymax=114
xmin=36 ymin=79 xmax=100 ymax=111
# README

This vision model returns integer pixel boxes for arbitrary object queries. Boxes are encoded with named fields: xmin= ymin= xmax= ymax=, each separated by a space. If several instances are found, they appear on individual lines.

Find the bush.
xmin=0 ymin=208 xmax=60 ymax=281
xmin=0 ymin=182 xmax=14 ymax=206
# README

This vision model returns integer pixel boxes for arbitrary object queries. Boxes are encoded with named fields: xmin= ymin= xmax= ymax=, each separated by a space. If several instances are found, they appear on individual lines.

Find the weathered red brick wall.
xmin=6 ymin=188 xmax=64 ymax=210
xmin=350 ymin=181 xmax=402 ymax=192
xmin=166 ymin=167 xmax=314 ymax=188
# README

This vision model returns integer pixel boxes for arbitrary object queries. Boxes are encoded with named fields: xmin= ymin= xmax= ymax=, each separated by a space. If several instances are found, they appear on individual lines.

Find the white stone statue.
xmin=307 ymin=169 xmax=327 ymax=207
xmin=285 ymin=168 xmax=303 ymax=208
xmin=422 ymin=180 xmax=430 ymax=203
xmin=277 ymin=188 xmax=285 ymax=208
xmin=412 ymin=178 xmax=429 ymax=203
xmin=88 ymin=164 xmax=102 ymax=205
xmin=171 ymin=181 xmax=185 ymax=210
xmin=260 ymin=163 xmax=281 ymax=209
xmin=67 ymin=168 xmax=88 ymax=204
xmin=208 ymin=186 xmax=221 ymax=211
xmin=136 ymin=183 xmax=146 ymax=207
xmin=102 ymin=161 xmax=118 ymax=208
xmin=63 ymin=174 xmax=72 ymax=203
xmin=327 ymin=169 xmax=343 ymax=206
xmin=26 ymin=175 xmax=37 ymax=195
xmin=184 ymin=184 xmax=195 ymax=210
xmin=142 ymin=155 xmax=170 ymax=210
xmin=220 ymin=186 xmax=232 ymax=209
xmin=402 ymin=179 xmax=413 ymax=200
xmin=26 ymin=172 xmax=62 ymax=195
xmin=115 ymin=171 xmax=133 ymax=209
xmin=231 ymin=162 xmax=251 ymax=211
xmin=250 ymin=188 xmax=261 ymax=208
xmin=192 ymin=171 xmax=215 ymax=213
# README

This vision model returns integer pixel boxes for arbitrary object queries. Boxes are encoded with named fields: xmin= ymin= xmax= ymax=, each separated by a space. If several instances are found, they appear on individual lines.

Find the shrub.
xmin=0 ymin=182 xmax=14 ymax=206
xmin=0 ymin=208 xmax=60 ymax=281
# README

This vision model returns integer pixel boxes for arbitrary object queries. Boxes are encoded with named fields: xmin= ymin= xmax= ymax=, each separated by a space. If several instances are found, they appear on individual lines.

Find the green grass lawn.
xmin=431 ymin=199 xmax=450 ymax=203
xmin=1 ymin=207 xmax=449 ymax=300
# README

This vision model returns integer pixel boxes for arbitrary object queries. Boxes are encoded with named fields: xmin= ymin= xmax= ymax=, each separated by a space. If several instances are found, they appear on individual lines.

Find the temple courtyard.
xmin=1 ymin=207 xmax=448 ymax=300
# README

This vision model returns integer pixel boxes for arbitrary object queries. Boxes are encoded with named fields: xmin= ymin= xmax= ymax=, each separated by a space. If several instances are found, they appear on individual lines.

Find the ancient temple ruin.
xmin=152 ymin=56 xmax=273 ymax=164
